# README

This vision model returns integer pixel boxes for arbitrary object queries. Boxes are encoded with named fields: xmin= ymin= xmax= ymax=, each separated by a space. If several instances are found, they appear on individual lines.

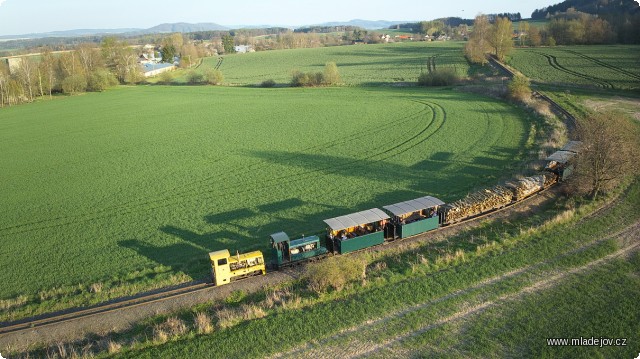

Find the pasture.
xmin=507 ymin=45 xmax=640 ymax=90
xmin=0 ymin=84 xmax=532 ymax=315
xmin=169 ymin=42 xmax=478 ymax=85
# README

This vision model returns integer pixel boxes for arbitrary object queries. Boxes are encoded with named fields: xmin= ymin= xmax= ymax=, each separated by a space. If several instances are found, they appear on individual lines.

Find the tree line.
xmin=531 ymin=0 xmax=640 ymax=43
xmin=0 ymin=33 xmax=210 ymax=108
xmin=0 ymin=38 xmax=140 ymax=107
xmin=464 ymin=10 xmax=628 ymax=65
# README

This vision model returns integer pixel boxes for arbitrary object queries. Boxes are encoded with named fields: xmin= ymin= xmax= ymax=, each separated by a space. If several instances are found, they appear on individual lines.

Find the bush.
xmin=158 ymin=71 xmax=174 ymax=85
xmin=323 ymin=62 xmax=341 ymax=85
xmin=260 ymin=79 xmax=276 ymax=88
xmin=291 ymin=71 xmax=325 ymax=87
xmin=187 ymin=71 xmax=205 ymax=85
xmin=508 ymin=74 xmax=532 ymax=102
xmin=61 ymin=74 xmax=88 ymax=94
xmin=305 ymin=256 xmax=366 ymax=293
xmin=87 ymin=69 xmax=118 ymax=92
xmin=204 ymin=68 xmax=224 ymax=85
xmin=417 ymin=68 xmax=459 ymax=86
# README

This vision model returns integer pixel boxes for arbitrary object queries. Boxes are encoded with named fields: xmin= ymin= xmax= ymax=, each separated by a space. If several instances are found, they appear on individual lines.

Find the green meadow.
xmin=171 ymin=41 xmax=477 ymax=85
xmin=0 ymin=84 xmax=532 ymax=317
xmin=507 ymin=45 xmax=640 ymax=90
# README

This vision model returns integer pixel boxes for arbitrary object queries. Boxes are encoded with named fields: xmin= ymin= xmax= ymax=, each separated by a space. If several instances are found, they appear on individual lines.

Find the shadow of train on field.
xmin=119 ymin=239 xmax=210 ymax=280
xmin=246 ymin=149 xmax=506 ymax=202
xmin=119 ymin=140 xmax=527 ymax=278
xmin=120 ymin=198 xmax=353 ymax=277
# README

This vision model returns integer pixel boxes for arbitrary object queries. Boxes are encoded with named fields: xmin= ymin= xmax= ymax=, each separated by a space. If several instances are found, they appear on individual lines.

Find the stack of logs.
xmin=441 ymin=185 xmax=514 ymax=224
xmin=505 ymin=173 xmax=557 ymax=201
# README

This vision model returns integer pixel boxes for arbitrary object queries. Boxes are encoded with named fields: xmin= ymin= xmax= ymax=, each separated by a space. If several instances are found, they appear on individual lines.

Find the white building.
xmin=234 ymin=45 xmax=254 ymax=54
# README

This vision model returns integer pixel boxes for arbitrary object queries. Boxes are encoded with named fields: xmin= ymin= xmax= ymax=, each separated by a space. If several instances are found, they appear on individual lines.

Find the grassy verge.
xmin=34 ymin=178 xmax=633 ymax=359
xmin=393 ymin=253 xmax=640 ymax=359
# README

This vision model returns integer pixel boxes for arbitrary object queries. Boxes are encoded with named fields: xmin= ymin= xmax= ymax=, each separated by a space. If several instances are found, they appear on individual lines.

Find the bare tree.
xmin=571 ymin=111 xmax=639 ymax=200
xmin=16 ymin=57 xmax=37 ymax=102
xmin=518 ymin=21 xmax=530 ymax=46
xmin=464 ymin=15 xmax=492 ymax=65
xmin=77 ymin=43 xmax=103 ymax=74
xmin=39 ymin=48 xmax=57 ymax=98
xmin=0 ymin=61 xmax=9 ymax=107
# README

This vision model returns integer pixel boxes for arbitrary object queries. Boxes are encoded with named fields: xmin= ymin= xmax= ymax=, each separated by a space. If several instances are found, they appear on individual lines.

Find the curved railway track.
xmin=488 ymin=55 xmax=577 ymax=130
xmin=0 ymin=184 xmax=556 ymax=337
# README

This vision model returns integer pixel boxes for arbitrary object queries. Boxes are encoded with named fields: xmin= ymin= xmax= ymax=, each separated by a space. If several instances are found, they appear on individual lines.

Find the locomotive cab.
xmin=209 ymin=249 xmax=266 ymax=286
xmin=270 ymin=231 xmax=328 ymax=268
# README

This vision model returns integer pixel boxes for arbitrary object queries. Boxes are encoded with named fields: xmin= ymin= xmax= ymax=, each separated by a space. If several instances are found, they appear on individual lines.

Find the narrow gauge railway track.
xmin=487 ymin=56 xmax=577 ymax=129
xmin=0 ymin=282 xmax=210 ymax=335
xmin=0 ymin=184 xmax=557 ymax=337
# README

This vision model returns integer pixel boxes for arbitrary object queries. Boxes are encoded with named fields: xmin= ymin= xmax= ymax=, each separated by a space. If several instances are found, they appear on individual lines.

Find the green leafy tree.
xmin=161 ymin=44 xmax=176 ymax=64
xmin=222 ymin=35 xmax=236 ymax=54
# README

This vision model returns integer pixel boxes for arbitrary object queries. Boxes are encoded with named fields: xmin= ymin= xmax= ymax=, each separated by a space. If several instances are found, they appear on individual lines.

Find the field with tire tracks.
xmin=0 ymin=85 xmax=532 ymax=321
xmin=508 ymin=45 xmax=640 ymax=90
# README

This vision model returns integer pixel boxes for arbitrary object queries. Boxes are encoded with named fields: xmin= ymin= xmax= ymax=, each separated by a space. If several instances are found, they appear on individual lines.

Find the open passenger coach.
xmin=383 ymin=196 xmax=444 ymax=239
xmin=324 ymin=208 xmax=390 ymax=254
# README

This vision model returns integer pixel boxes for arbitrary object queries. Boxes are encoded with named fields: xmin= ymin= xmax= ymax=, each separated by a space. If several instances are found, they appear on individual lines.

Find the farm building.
xmin=234 ymin=45 xmax=254 ymax=54
xmin=141 ymin=63 xmax=175 ymax=78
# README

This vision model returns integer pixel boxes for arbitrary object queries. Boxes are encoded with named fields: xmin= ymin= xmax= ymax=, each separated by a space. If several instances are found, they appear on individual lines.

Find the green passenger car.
xmin=383 ymin=195 xmax=444 ymax=239
xmin=323 ymin=208 xmax=391 ymax=255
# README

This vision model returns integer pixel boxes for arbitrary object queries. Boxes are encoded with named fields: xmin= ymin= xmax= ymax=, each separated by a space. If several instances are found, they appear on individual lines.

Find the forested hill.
xmin=532 ymin=0 xmax=640 ymax=19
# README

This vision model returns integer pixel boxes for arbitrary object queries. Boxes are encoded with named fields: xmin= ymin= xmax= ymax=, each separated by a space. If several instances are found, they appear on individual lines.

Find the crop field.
xmin=0 ymin=85 xmax=532 ymax=316
xmin=507 ymin=45 xmax=640 ymax=90
xmin=113 ymin=179 xmax=640 ymax=359
xmin=170 ymin=42 xmax=478 ymax=85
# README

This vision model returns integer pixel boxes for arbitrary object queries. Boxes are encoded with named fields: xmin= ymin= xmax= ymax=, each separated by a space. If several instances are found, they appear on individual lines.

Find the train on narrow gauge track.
xmin=209 ymin=141 xmax=582 ymax=285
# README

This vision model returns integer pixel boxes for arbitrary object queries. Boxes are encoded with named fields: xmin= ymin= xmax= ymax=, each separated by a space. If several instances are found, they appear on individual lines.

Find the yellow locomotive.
xmin=208 ymin=249 xmax=266 ymax=286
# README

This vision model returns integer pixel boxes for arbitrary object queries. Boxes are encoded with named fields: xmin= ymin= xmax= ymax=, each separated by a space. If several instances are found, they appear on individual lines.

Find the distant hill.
xmin=0 ymin=28 xmax=140 ymax=40
xmin=311 ymin=19 xmax=408 ymax=30
xmin=141 ymin=22 xmax=229 ymax=33
xmin=0 ymin=22 xmax=228 ymax=40
xmin=0 ymin=19 xmax=403 ymax=41
xmin=531 ymin=0 xmax=640 ymax=19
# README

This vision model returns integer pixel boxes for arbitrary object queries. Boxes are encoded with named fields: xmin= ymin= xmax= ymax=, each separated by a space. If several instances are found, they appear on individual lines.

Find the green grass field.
xmin=0 ymin=84 xmax=532 ymax=317
xmin=507 ymin=45 xmax=640 ymax=90
xmin=166 ymin=42 xmax=478 ymax=85
xmin=110 ymin=179 xmax=640 ymax=359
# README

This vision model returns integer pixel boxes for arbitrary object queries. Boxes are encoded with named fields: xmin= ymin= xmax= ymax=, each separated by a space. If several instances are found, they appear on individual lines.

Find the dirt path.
xmin=271 ymin=221 xmax=640 ymax=359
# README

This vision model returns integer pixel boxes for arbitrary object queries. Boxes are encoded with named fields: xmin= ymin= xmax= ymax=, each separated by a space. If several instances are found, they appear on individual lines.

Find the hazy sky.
xmin=0 ymin=0 xmax=562 ymax=36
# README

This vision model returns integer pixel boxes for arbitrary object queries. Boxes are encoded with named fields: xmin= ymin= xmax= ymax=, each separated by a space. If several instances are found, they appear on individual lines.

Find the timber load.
xmin=440 ymin=185 xmax=513 ymax=224
xmin=505 ymin=173 xmax=557 ymax=201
